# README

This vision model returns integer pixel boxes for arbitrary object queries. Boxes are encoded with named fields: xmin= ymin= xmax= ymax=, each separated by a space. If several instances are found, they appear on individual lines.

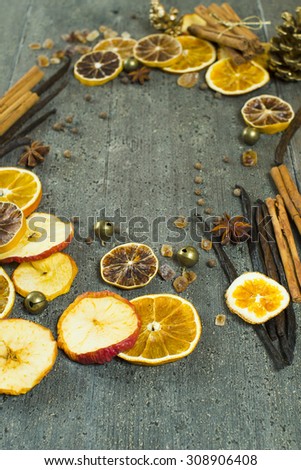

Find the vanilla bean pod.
xmin=0 ymin=136 xmax=32 ymax=158
xmin=0 ymin=79 xmax=68 ymax=145
xmin=33 ymin=57 xmax=71 ymax=96
xmin=275 ymin=105 xmax=301 ymax=165
xmin=0 ymin=109 xmax=56 ymax=158
xmin=197 ymin=213 xmax=286 ymax=369
xmin=257 ymin=201 xmax=293 ymax=363
xmin=260 ymin=202 xmax=296 ymax=360
xmin=235 ymin=185 xmax=264 ymax=272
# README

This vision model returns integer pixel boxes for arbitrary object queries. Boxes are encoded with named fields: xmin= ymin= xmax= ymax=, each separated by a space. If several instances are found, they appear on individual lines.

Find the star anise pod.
xmin=210 ymin=213 xmax=251 ymax=245
xmin=18 ymin=141 xmax=50 ymax=167
xmin=128 ymin=67 xmax=151 ymax=85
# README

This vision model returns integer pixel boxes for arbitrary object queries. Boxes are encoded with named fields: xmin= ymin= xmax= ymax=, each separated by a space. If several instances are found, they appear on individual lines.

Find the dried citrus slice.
xmin=241 ymin=95 xmax=295 ymax=134
xmin=205 ymin=58 xmax=270 ymax=95
xmin=0 ymin=267 xmax=15 ymax=319
xmin=133 ymin=34 xmax=182 ymax=68
xmin=0 ymin=319 xmax=57 ymax=395
xmin=57 ymin=291 xmax=141 ymax=364
xmin=93 ymin=37 xmax=137 ymax=60
xmin=164 ymin=36 xmax=216 ymax=74
xmin=74 ymin=51 xmax=122 ymax=86
xmin=0 ymin=167 xmax=42 ymax=217
xmin=0 ymin=202 xmax=26 ymax=253
xmin=100 ymin=243 xmax=158 ymax=289
xmin=225 ymin=272 xmax=290 ymax=324
xmin=12 ymin=252 xmax=78 ymax=301
xmin=118 ymin=293 xmax=202 ymax=366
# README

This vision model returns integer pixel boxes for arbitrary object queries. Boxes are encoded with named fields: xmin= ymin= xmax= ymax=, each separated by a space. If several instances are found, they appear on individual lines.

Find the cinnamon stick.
xmin=265 ymin=197 xmax=301 ymax=302
xmin=0 ymin=91 xmax=33 ymax=124
xmin=276 ymin=195 xmax=301 ymax=283
xmin=0 ymin=93 xmax=39 ymax=136
xmin=270 ymin=165 xmax=301 ymax=235
xmin=0 ymin=66 xmax=44 ymax=110
xmin=188 ymin=24 xmax=249 ymax=51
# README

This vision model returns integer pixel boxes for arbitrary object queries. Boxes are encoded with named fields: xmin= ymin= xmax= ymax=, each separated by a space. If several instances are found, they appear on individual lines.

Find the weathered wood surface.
xmin=1 ymin=0 xmax=301 ymax=450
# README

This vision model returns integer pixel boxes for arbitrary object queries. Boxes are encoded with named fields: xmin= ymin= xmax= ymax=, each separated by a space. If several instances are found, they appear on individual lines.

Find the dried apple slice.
xmin=57 ymin=291 xmax=141 ymax=364
xmin=12 ymin=253 xmax=78 ymax=301
xmin=0 ymin=319 xmax=57 ymax=395
xmin=0 ymin=202 xmax=26 ymax=253
xmin=0 ymin=212 xmax=73 ymax=263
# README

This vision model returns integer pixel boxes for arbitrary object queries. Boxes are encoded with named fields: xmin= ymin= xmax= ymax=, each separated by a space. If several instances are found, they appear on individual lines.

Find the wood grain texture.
xmin=0 ymin=0 xmax=301 ymax=450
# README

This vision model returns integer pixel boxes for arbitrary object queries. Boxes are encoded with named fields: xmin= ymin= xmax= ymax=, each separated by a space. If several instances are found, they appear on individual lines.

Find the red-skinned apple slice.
xmin=0 ymin=212 xmax=73 ymax=263
xmin=57 ymin=291 xmax=141 ymax=364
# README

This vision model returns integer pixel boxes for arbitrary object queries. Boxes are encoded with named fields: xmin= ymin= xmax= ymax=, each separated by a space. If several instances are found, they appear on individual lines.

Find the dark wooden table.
xmin=1 ymin=0 xmax=301 ymax=450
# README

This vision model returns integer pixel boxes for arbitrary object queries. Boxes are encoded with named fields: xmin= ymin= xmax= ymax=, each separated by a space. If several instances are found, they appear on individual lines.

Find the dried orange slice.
xmin=205 ymin=58 xmax=270 ymax=95
xmin=164 ymin=36 xmax=216 ymax=74
xmin=12 ymin=253 xmax=78 ymax=301
xmin=100 ymin=243 xmax=158 ymax=289
xmin=0 ymin=167 xmax=42 ymax=217
xmin=74 ymin=51 xmax=122 ymax=86
xmin=118 ymin=294 xmax=202 ymax=366
xmin=0 ymin=267 xmax=15 ymax=319
xmin=133 ymin=34 xmax=182 ymax=68
xmin=225 ymin=272 xmax=290 ymax=324
xmin=241 ymin=95 xmax=295 ymax=134
xmin=93 ymin=37 xmax=137 ymax=60
xmin=0 ymin=202 xmax=26 ymax=253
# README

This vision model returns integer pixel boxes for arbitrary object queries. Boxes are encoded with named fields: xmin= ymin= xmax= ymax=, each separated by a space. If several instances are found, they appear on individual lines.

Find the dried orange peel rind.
xmin=241 ymin=95 xmax=295 ymax=134
xmin=74 ymin=50 xmax=123 ymax=86
xmin=133 ymin=34 xmax=182 ymax=68
xmin=205 ymin=58 xmax=270 ymax=95
xmin=119 ymin=293 xmax=202 ymax=366
xmin=163 ymin=36 xmax=216 ymax=74
xmin=0 ymin=267 xmax=15 ymax=319
xmin=225 ymin=272 xmax=290 ymax=324
xmin=0 ymin=167 xmax=42 ymax=217
xmin=12 ymin=252 xmax=78 ymax=301
xmin=100 ymin=243 xmax=158 ymax=289
xmin=0 ymin=202 xmax=26 ymax=254
xmin=0 ymin=319 xmax=57 ymax=395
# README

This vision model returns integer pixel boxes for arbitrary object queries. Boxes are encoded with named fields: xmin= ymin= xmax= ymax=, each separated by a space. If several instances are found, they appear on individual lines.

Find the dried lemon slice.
xmin=241 ymin=95 xmax=295 ymax=134
xmin=0 ymin=267 xmax=15 ymax=319
xmin=0 ymin=167 xmax=42 ymax=217
xmin=0 ymin=202 xmax=26 ymax=253
xmin=100 ymin=243 xmax=158 ymax=289
xmin=164 ymin=36 xmax=216 ymax=74
xmin=74 ymin=51 xmax=122 ymax=86
xmin=225 ymin=272 xmax=290 ymax=324
xmin=205 ymin=58 xmax=270 ymax=95
xmin=133 ymin=34 xmax=182 ymax=68
xmin=93 ymin=37 xmax=137 ymax=60
xmin=119 ymin=293 xmax=202 ymax=365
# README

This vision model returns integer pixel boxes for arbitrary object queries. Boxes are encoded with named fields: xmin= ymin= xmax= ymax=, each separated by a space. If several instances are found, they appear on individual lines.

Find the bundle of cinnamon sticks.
xmin=266 ymin=194 xmax=301 ymax=303
xmin=0 ymin=66 xmax=44 ymax=136
xmin=189 ymin=3 xmax=264 ymax=65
